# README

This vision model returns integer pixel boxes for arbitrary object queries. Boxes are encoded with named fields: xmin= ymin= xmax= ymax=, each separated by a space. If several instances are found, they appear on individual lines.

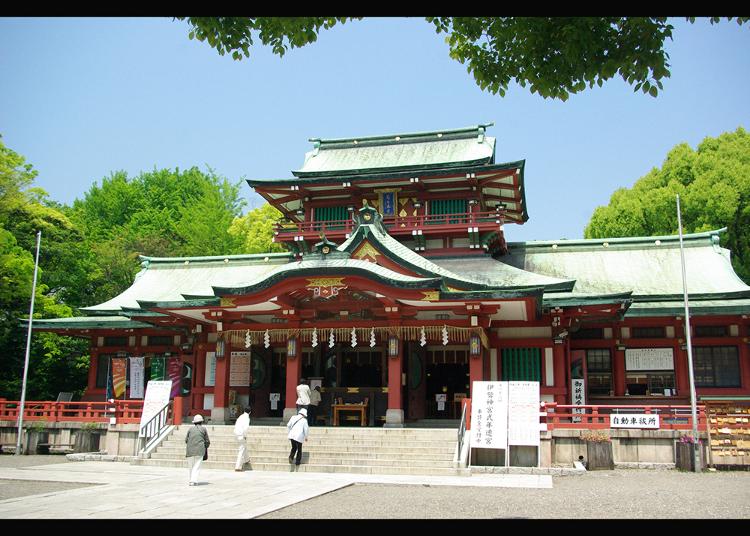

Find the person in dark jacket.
xmin=185 ymin=414 xmax=210 ymax=485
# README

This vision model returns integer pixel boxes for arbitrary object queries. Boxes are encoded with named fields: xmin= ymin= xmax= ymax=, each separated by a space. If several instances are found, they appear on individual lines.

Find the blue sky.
xmin=1 ymin=17 xmax=749 ymax=242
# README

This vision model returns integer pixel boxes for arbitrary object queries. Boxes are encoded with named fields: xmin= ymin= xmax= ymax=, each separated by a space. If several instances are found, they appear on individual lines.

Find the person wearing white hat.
xmin=286 ymin=407 xmax=309 ymax=466
xmin=185 ymin=414 xmax=210 ymax=485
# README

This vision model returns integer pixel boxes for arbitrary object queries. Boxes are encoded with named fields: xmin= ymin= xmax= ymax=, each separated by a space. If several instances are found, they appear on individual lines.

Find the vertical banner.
xmin=470 ymin=381 xmax=508 ymax=450
xmin=150 ymin=356 xmax=165 ymax=381
xmin=129 ymin=357 xmax=145 ymax=399
xmin=105 ymin=358 xmax=113 ymax=401
xmin=168 ymin=358 xmax=182 ymax=398
xmin=111 ymin=358 xmax=127 ymax=399
xmin=205 ymin=352 xmax=216 ymax=387
xmin=572 ymin=379 xmax=586 ymax=423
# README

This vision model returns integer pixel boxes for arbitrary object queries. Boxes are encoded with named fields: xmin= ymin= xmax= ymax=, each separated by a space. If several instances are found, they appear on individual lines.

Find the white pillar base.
xmin=384 ymin=409 xmax=404 ymax=428
xmin=211 ymin=407 xmax=230 ymax=424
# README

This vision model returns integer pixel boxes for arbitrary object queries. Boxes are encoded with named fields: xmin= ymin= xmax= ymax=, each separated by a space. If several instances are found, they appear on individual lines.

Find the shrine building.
xmin=34 ymin=123 xmax=750 ymax=426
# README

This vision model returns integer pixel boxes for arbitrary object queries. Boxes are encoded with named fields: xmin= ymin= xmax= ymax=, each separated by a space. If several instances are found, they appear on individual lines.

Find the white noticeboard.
xmin=205 ymin=352 xmax=216 ymax=387
xmin=138 ymin=380 xmax=173 ymax=437
xmin=508 ymin=381 xmax=540 ymax=447
xmin=625 ymin=348 xmax=674 ymax=371
xmin=230 ymin=351 xmax=251 ymax=387
xmin=470 ymin=381 xmax=508 ymax=450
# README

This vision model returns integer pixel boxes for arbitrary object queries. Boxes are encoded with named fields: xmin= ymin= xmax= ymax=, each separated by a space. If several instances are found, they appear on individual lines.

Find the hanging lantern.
xmin=264 ymin=329 xmax=270 ymax=349
xmin=370 ymin=327 xmax=376 ymax=348
xmin=388 ymin=335 xmax=399 ymax=357
xmin=329 ymin=329 xmax=335 ymax=348
xmin=351 ymin=327 xmax=357 ymax=347
xmin=420 ymin=326 xmax=427 ymax=347
xmin=287 ymin=336 xmax=297 ymax=359
xmin=469 ymin=333 xmax=482 ymax=356
xmin=311 ymin=327 xmax=318 ymax=348
xmin=245 ymin=329 xmax=252 ymax=349
xmin=442 ymin=325 xmax=449 ymax=346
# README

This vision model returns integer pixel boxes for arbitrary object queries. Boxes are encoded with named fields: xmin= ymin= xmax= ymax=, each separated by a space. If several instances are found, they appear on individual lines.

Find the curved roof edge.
xmin=508 ymin=228 xmax=728 ymax=251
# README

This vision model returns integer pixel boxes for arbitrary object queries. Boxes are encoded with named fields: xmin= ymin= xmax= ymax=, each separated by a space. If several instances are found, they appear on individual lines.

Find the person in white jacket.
xmin=233 ymin=406 xmax=251 ymax=471
xmin=296 ymin=378 xmax=311 ymax=412
xmin=287 ymin=407 xmax=309 ymax=466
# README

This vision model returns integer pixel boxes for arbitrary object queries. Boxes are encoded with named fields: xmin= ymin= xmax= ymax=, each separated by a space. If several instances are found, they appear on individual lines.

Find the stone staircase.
xmin=132 ymin=424 xmax=468 ymax=476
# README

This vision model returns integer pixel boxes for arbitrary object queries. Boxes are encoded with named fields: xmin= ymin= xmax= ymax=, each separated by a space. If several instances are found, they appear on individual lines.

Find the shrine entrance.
xmin=425 ymin=347 xmax=469 ymax=419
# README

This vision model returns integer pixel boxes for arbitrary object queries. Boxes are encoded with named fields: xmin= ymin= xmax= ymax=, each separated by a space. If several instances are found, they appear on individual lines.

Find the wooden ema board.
xmin=706 ymin=402 xmax=750 ymax=466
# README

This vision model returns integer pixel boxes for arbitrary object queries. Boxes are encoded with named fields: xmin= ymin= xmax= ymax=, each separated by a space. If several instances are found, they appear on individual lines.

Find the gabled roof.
xmin=293 ymin=124 xmax=496 ymax=178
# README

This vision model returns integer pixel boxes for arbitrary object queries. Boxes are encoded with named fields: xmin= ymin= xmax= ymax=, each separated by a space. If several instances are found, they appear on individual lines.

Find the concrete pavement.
xmin=0 ymin=460 xmax=551 ymax=519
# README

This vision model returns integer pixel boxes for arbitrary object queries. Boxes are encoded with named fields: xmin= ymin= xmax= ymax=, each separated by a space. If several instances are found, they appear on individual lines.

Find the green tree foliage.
xmin=69 ymin=167 xmax=246 ymax=303
xmin=0 ymin=138 xmax=89 ymax=400
xmin=177 ymin=16 xmax=747 ymax=101
xmin=228 ymin=203 xmax=286 ymax=254
xmin=585 ymin=127 xmax=750 ymax=282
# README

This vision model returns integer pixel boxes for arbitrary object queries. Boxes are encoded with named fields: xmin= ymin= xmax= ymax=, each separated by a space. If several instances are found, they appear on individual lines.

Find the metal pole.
xmin=676 ymin=195 xmax=701 ymax=472
xmin=15 ymin=230 xmax=41 ymax=455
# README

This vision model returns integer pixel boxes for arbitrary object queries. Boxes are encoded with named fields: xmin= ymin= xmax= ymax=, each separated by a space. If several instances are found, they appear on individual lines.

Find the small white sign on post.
xmin=436 ymin=394 xmax=447 ymax=412
xmin=610 ymin=413 xmax=660 ymax=429
xmin=270 ymin=393 xmax=281 ymax=411
xmin=138 ymin=380 xmax=173 ymax=437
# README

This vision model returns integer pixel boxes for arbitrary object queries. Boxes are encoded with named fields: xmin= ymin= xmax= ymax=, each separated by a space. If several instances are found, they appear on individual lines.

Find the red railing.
xmin=460 ymin=400 xmax=706 ymax=432
xmin=0 ymin=400 xmax=144 ymax=424
xmin=274 ymin=210 xmax=504 ymax=238
xmin=542 ymin=403 xmax=707 ymax=432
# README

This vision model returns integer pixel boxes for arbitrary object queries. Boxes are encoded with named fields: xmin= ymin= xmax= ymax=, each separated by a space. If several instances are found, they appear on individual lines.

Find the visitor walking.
xmin=296 ymin=378 xmax=311 ymax=412
xmin=233 ymin=406 xmax=251 ymax=471
xmin=287 ymin=407 xmax=309 ymax=466
xmin=309 ymin=386 xmax=322 ymax=426
xmin=185 ymin=414 xmax=210 ymax=486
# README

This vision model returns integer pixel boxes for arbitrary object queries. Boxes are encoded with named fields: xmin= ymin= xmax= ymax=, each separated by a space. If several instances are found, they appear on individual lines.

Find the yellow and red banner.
xmin=111 ymin=358 xmax=127 ymax=399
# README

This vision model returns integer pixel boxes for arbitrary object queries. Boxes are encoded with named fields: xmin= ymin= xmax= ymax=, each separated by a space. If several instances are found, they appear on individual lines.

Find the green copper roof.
xmin=293 ymin=124 xmax=496 ymax=178
xmin=504 ymin=228 xmax=750 ymax=300
xmin=25 ymin=316 xmax=154 ymax=330
xmin=82 ymin=253 xmax=292 ymax=313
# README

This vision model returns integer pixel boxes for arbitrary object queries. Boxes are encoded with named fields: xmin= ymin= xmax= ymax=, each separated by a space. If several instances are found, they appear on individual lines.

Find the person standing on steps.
xmin=296 ymin=378 xmax=311 ymax=413
xmin=233 ymin=406 xmax=252 ymax=472
xmin=287 ymin=407 xmax=309 ymax=466
xmin=185 ymin=414 xmax=210 ymax=486
xmin=309 ymin=386 xmax=322 ymax=426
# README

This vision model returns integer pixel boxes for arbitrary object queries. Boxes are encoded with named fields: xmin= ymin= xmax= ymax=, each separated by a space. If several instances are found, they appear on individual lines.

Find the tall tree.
xmin=177 ymin=16 xmax=748 ymax=101
xmin=585 ymin=127 xmax=750 ymax=283
xmin=228 ymin=202 xmax=286 ymax=254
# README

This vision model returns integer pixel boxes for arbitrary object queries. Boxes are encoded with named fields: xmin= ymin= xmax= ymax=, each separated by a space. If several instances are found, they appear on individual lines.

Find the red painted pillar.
xmin=613 ymin=346 xmax=626 ymax=396
xmin=213 ymin=342 xmax=230 ymax=421
xmin=469 ymin=349 xmax=484 ymax=397
xmin=172 ymin=395 xmax=183 ymax=425
xmin=384 ymin=335 xmax=405 ymax=427
xmin=284 ymin=336 xmax=301 ymax=421
xmin=553 ymin=343 xmax=567 ymax=404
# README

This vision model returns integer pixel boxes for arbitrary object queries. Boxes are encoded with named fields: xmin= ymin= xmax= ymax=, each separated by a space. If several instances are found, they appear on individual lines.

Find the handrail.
xmin=275 ymin=210 xmax=505 ymax=235
xmin=138 ymin=400 xmax=173 ymax=455
xmin=457 ymin=398 xmax=471 ymax=455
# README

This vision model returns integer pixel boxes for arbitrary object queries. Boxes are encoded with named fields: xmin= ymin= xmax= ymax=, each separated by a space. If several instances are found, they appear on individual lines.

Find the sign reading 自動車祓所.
xmin=610 ymin=413 xmax=660 ymax=429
